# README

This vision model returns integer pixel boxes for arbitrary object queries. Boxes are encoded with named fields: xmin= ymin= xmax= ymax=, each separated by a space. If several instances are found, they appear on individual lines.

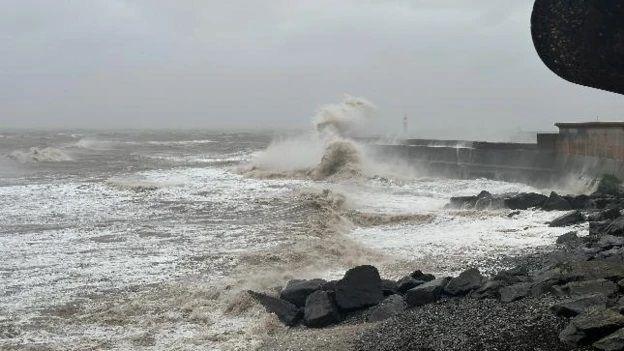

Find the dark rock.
xmin=396 ymin=276 xmax=423 ymax=294
xmin=592 ymin=220 xmax=614 ymax=236
xmin=367 ymin=295 xmax=407 ymax=322
xmin=569 ymin=194 xmax=592 ymax=210
xmin=493 ymin=266 xmax=529 ymax=284
xmin=542 ymin=192 xmax=572 ymax=211
xmin=410 ymin=270 xmax=435 ymax=282
xmin=448 ymin=195 xmax=478 ymax=209
xmin=507 ymin=211 xmax=521 ymax=218
xmin=248 ymin=290 xmax=302 ymax=326
xmin=444 ymin=268 xmax=485 ymax=296
xmin=556 ymin=260 xmax=624 ymax=282
xmin=600 ymin=208 xmax=622 ymax=221
xmin=499 ymin=282 xmax=532 ymax=302
xmin=556 ymin=231 xmax=579 ymax=245
xmin=321 ymin=280 xmax=339 ymax=292
xmin=335 ymin=265 xmax=384 ymax=311
xmin=606 ymin=216 xmax=624 ymax=236
xmin=594 ymin=328 xmax=624 ymax=351
xmin=280 ymin=279 xmax=326 ymax=307
xmin=597 ymin=175 xmax=622 ymax=196
xmin=559 ymin=309 xmax=624 ymax=346
xmin=473 ymin=280 xmax=505 ymax=299
xmin=380 ymin=279 xmax=398 ymax=296
xmin=549 ymin=211 xmax=584 ymax=227
xmin=551 ymin=294 xmax=608 ymax=317
xmin=303 ymin=290 xmax=340 ymax=328
xmin=504 ymin=192 xmax=548 ymax=210
xmin=405 ymin=277 xmax=451 ymax=307
xmin=597 ymin=235 xmax=624 ymax=250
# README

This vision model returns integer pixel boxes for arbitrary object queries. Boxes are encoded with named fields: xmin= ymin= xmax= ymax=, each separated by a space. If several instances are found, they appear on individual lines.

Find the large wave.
xmin=245 ymin=95 xmax=380 ymax=180
xmin=8 ymin=147 xmax=73 ymax=163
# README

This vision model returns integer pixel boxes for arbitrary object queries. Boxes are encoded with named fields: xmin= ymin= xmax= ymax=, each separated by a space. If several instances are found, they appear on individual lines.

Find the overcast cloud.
xmin=1 ymin=1 xmax=622 ymax=138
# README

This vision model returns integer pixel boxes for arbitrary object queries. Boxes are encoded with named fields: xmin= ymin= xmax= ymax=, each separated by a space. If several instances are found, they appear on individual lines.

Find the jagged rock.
xmin=499 ymin=282 xmax=532 ymax=302
xmin=529 ymin=267 xmax=569 ymax=297
xmin=410 ymin=270 xmax=435 ymax=282
xmin=473 ymin=280 xmax=505 ymax=299
xmin=449 ymin=195 xmax=478 ymax=209
xmin=557 ymin=260 xmax=624 ymax=282
xmin=551 ymin=294 xmax=608 ymax=317
xmin=598 ymin=235 xmax=624 ymax=250
xmin=303 ymin=290 xmax=340 ymax=328
xmin=280 ymin=279 xmax=326 ymax=307
xmin=569 ymin=194 xmax=592 ymax=210
xmin=542 ymin=192 xmax=572 ymax=211
xmin=504 ymin=192 xmax=548 ymax=210
xmin=597 ymin=247 xmax=624 ymax=262
xmin=321 ymin=280 xmax=339 ymax=292
xmin=493 ymin=266 xmax=529 ymax=284
xmin=594 ymin=328 xmax=624 ymax=351
xmin=367 ymin=295 xmax=407 ymax=322
xmin=606 ymin=216 xmax=624 ymax=236
xmin=549 ymin=211 xmax=585 ymax=227
xmin=405 ymin=277 xmax=451 ymax=307
xmin=507 ymin=210 xmax=521 ymax=218
xmin=592 ymin=221 xmax=614 ymax=236
xmin=600 ymin=208 xmax=623 ymax=221
xmin=556 ymin=231 xmax=579 ymax=245
xmin=396 ymin=276 xmax=423 ymax=294
xmin=380 ymin=279 xmax=398 ymax=296
xmin=248 ymin=290 xmax=302 ymax=326
xmin=335 ymin=265 xmax=384 ymax=311
xmin=559 ymin=309 xmax=624 ymax=346
xmin=444 ymin=268 xmax=484 ymax=296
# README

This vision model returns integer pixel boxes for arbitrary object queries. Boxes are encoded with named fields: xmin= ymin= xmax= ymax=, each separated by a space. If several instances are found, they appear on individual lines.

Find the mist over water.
xmin=0 ymin=100 xmax=587 ymax=350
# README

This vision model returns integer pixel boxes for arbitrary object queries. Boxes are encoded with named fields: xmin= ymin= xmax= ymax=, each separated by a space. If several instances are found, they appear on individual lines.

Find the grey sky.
xmin=1 ymin=0 xmax=622 ymax=137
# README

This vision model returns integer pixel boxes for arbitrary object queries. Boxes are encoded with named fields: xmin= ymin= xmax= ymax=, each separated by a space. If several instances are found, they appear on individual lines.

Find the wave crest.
xmin=8 ymin=147 xmax=73 ymax=163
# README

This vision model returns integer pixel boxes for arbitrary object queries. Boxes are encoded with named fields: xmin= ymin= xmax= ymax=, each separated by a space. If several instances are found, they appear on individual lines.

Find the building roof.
xmin=555 ymin=122 xmax=624 ymax=129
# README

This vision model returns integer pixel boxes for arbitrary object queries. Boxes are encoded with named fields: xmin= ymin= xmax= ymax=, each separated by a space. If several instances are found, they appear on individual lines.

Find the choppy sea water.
xmin=0 ymin=130 xmax=586 ymax=350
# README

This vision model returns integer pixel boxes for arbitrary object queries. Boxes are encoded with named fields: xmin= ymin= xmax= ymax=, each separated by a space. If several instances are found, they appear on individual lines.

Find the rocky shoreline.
xmin=250 ymin=177 xmax=624 ymax=350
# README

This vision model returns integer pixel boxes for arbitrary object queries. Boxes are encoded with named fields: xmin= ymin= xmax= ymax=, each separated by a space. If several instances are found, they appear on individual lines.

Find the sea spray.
xmin=8 ymin=147 xmax=73 ymax=163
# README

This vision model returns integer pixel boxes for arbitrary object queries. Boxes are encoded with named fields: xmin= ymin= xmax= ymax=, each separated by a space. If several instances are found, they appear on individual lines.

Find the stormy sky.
xmin=1 ymin=1 xmax=623 ymax=138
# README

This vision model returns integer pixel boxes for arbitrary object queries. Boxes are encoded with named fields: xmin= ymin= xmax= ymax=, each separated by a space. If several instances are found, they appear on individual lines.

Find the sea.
xmin=0 ymin=100 xmax=588 ymax=350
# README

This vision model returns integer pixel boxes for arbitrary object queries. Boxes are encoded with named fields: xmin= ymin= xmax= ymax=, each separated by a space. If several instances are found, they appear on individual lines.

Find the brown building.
xmin=538 ymin=122 xmax=624 ymax=160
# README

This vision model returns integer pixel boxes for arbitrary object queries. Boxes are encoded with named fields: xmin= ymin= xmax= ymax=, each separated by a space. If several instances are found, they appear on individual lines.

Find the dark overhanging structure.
xmin=531 ymin=0 xmax=624 ymax=95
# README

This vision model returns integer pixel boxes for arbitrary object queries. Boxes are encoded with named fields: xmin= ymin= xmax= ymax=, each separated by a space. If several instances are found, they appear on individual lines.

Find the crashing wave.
xmin=8 ymin=147 xmax=73 ymax=163
xmin=313 ymin=95 xmax=376 ymax=137
xmin=309 ymin=140 xmax=362 ymax=180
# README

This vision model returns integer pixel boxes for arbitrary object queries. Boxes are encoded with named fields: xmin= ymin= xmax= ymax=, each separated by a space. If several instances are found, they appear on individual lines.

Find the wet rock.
xmin=280 ymin=279 xmax=326 ymax=307
xmin=444 ymin=268 xmax=484 ymax=296
xmin=594 ymin=328 xmax=624 ymax=351
xmin=600 ymin=208 xmax=622 ymax=221
xmin=473 ymin=280 xmax=505 ymax=299
xmin=551 ymin=294 xmax=608 ymax=317
xmin=555 ymin=279 xmax=618 ymax=298
xmin=542 ymin=192 xmax=572 ymax=211
xmin=405 ymin=277 xmax=451 ymax=307
xmin=248 ymin=290 xmax=302 ymax=326
xmin=380 ymin=279 xmax=398 ymax=296
xmin=448 ymin=195 xmax=478 ymax=209
xmin=549 ymin=211 xmax=585 ymax=227
xmin=396 ymin=276 xmax=423 ymax=294
xmin=606 ymin=216 xmax=624 ymax=236
xmin=556 ymin=231 xmax=579 ymax=245
xmin=500 ymin=282 xmax=532 ymax=302
xmin=557 ymin=260 xmax=624 ymax=282
xmin=367 ymin=295 xmax=407 ymax=322
xmin=559 ymin=309 xmax=624 ymax=346
xmin=303 ymin=290 xmax=340 ymax=328
xmin=321 ymin=280 xmax=339 ymax=292
xmin=598 ymin=235 xmax=624 ymax=250
xmin=569 ymin=194 xmax=592 ymax=210
xmin=335 ymin=265 xmax=384 ymax=311
xmin=592 ymin=220 xmax=614 ymax=235
xmin=507 ymin=210 xmax=521 ymax=218
xmin=493 ymin=266 xmax=529 ymax=285
xmin=504 ymin=192 xmax=548 ymax=210
xmin=410 ymin=270 xmax=435 ymax=282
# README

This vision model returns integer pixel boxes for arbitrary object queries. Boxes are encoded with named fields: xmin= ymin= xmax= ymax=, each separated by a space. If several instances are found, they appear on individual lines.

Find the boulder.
xmin=410 ymin=270 xmax=435 ymax=282
xmin=549 ymin=211 xmax=585 ymax=227
xmin=597 ymin=175 xmax=622 ymax=196
xmin=550 ymin=294 xmax=608 ymax=317
xmin=444 ymin=268 xmax=484 ymax=296
xmin=569 ymin=194 xmax=592 ymax=210
xmin=542 ymin=192 xmax=572 ymax=211
xmin=592 ymin=220 xmax=614 ymax=236
xmin=335 ymin=265 xmax=384 ymax=311
xmin=405 ymin=277 xmax=451 ymax=307
xmin=303 ymin=290 xmax=340 ymax=328
xmin=396 ymin=276 xmax=423 ymax=294
xmin=594 ymin=328 xmax=624 ymax=351
xmin=493 ymin=266 xmax=529 ymax=284
xmin=499 ymin=282 xmax=532 ymax=302
xmin=606 ymin=216 xmax=624 ymax=236
xmin=473 ymin=280 xmax=505 ymax=299
xmin=598 ymin=235 xmax=624 ymax=250
xmin=280 ymin=279 xmax=326 ymax=307
xmin=448 ymin=195 xmax=478 ymax=209
xmin=380 ymin=279 xmax=398 ymax=296
xmin=507 ymin=210 xmax=521 ymax=218
xmin=600 ymin=208 xmax=622 ymax=221
xmin=248 ymin=290 xmax=302 ymax=326
xmin=554 ymin=280 xmax=618 ymax=298
xmin=559 ymin=309 xmax=624 ymax=346
xmin=367 ymin=295 xmax=407 ymax=322
xmin=504 ymin=192 xmax=548 ymax=210
xmin=556 ymin=260 xmax=624 ymax=282
xmin=556 ymin=231 xmax=579 ymax=245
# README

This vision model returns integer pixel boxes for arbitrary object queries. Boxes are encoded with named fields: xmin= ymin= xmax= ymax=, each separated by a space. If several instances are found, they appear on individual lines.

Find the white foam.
xmin=8 ymin=147 xmax=73 ymax=163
